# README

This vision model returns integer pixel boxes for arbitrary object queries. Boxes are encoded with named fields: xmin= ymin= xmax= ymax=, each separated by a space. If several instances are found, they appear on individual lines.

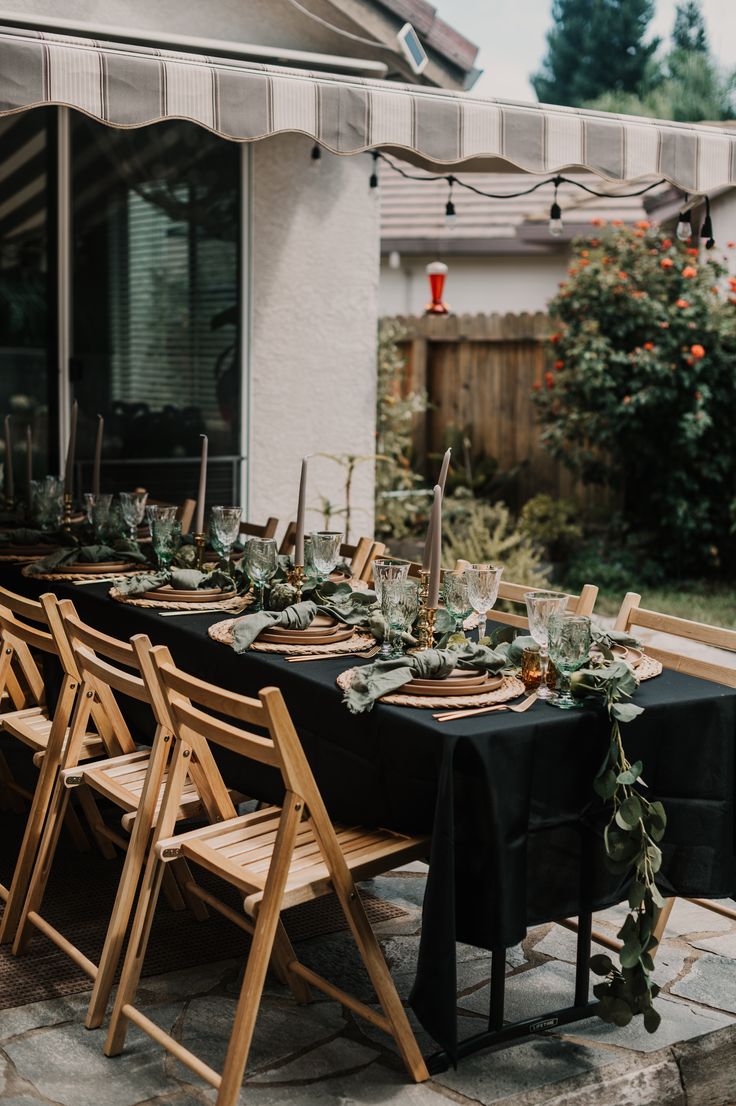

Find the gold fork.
xmin=433 ymin=691 xmax=538 ymax=723
xmin=287 ymin=645 xmax=381 ymax=663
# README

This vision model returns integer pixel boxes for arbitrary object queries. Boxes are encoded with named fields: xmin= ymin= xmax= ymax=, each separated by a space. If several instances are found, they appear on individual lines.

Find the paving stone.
xmin=671 ymin=951 xmax=736 ymax=1013
xmin=295 ymin=933 xmax=375 ymax=1002
xmin=2 ymin=1002 xmax=183 ymax=1106
xmin=532 ymin=926 xmax=689 ymax=990
xmin=673 ymin=1021 xmax=736 ymax=1106
xmin=597 ymin=898 xmax=733 ymax=938
xmin=0 ymin=993 xmax=93 ymax=1040
xmin=690 ymin=930 xmax=736 ymax=958
xmin=458 ymin=959 xmax=591 ymax=1021
xmin=137 ymin=960 xmax=234 ymax=1005
xmin=229 ymin=1062 xmax=451 ymax=1105
xmin=360 ymin=876 xmax=426 ymax=913
xmin=0 ymin=1048 xmax=8 ymax=1094
xmin=433 ymin=1035 xmax=613 ymax=1105
xmin=357 ymin=1003 xmax=482 ymax=1058
xmin=247 ymin=1037 xmax=379 ymax=1084
xmin=178 ymin=995 xmax=345 ymax=1079
xmin=541 ymin=1055 xmax=685 ymax=1106
xmin=563 ymin=994 xmax=734 ymax=1053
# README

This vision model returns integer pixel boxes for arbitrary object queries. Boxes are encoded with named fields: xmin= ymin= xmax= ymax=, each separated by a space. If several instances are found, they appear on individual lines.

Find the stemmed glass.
xmin=245 ymin=537 xmax=278 ymax=611
xmin=372 ymin=560 xmax=410 ymax=656
xmin=466 ymin=564 xmax=503 ymax=643
xmin=119 ymin=491 xmax=148 ymax=540
xmin=524 ymin=591 xmax=570 ymax=701
xmin=31 ymin=476 xmax=65 ymax=531
xmin=548 ymin=614 xmax=592 ymax=709
xmin=443 ymin=573 xmax=471 ymax=635
xmin=152 ymin=518 xmax=182 ymax=570
xmin=310 ymin=531 xmax=343 ymax=582
xmin=381 ymin=579 xmax=420 ymax=658
xmin=145 ymin=504 xmax=177 ymax=528
xmin=84 ymin=492 xmax=112 ymax=528
xmin=212 ymin=506 xmax=242 ymax=569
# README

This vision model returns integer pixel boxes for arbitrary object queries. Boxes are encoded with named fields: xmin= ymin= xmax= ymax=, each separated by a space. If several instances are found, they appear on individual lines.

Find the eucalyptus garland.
xmin=573 ymin=661 xmax=667 ymax=1033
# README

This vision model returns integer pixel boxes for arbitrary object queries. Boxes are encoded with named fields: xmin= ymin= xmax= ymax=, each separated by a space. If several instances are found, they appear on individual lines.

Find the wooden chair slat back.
xmin=177 ymin=498 xmax=196 ymax=536
xmin=72 ymin=645 xmax=148 ymax=704
xmin=0 ymin=587 xmax=46 ymax=623
xmin=278 ymin=521 xmax=297 ymax=556
xmin=150 ymin=656 xmax=281 ymax=771
xmin=240 ymin=517 xmax=278 ymax=540
xmin=489 ymin=581 xmax=599 ymax=627
xmin=614 ymin=591 xmax=736 ymax=687
xmin=62 ymin=613 xmax=139 ymax=669
xmin=0 ymin=606 xmax=55 ymax=655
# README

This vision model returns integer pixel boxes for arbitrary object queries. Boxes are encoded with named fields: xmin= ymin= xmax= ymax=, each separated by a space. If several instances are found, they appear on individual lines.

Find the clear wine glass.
xmin=152 ymin=518 xmax=182 ymax=570
xmin=145 ymin=503 xmax=177 ymax=528
xmin=465 ymin=564 xmax=503 ymax=643
xmin=381 ymin=579 xmax=420 ymax=658
xmin=119 ymin=491 xmax=148 ymax=540
xmin=212 ymin=506 xmax=242 ymax=568
xmin=245 ymin=537 xmax=278 ymax=611
xmin=310 ymin=531 xmax=343 ymax=582
xmin=84 ymin=492 xmax=112 ymax=527
xmin=524 ymin=591 xmax=570 ymax=701
xmin=443 ymin=573 xmax=471 ymax=635
xmin=548 ymin=613 xmax=592 ymax=709
xmin=372 ymin=560 xmax=410 ymax=656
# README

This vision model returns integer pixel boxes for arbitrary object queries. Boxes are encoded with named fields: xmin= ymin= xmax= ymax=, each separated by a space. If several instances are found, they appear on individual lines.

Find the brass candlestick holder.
xmin=193 ymin=531 xmax=206 ymax=571
xmin=413 ymin=569 xmax=438 ymax=651
xmin=289 ymin=564 xmax=305 ymax=603
xmin=3 ymin=496 xmax=14 ymax=514
xmin=62 ymin=493 xmax=73 ymax=531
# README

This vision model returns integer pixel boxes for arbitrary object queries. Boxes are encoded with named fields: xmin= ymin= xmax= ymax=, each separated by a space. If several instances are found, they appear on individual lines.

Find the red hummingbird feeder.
xmin=425 ymin=260 xmax=449 ymax=315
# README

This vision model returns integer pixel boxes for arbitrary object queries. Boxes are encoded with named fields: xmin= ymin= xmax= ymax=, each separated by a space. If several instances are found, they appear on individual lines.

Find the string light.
xmin=548 ymin=176 xmax=564 ymax=238
xmin=369 ymin=151 xmax=379 ymax=189
xmin=310 ymin=144 xmax=322 ymax=165
xmin=676 ymin=195 xmax=693 ymax=242
xmin=444 ymin=176 xmax=457 ymax=227
xmin=700 ymin=196 xmax=715 ymax=249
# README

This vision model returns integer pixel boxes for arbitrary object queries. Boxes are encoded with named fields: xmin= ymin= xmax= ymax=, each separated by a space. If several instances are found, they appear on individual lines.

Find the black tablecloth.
xmin=4 ymin=568 xmax=736 ymax=1056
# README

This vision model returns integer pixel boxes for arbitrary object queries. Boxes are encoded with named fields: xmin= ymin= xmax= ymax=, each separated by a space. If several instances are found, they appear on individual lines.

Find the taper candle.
xmin=438 ymin=447 xmax=451 ymax=495
xmin=422 ymin=449 xmax=451 ymax=569
xmin=3 ymin=416 xmax=13 ymax=502
xmin=294 ymin=457 xmax=308 ymax=567
xmin=26 ymin=424 xmax=32 ymax=499
xmin=92 ymin=414 xmax=103 ymax=497
xmin=63 ymin=400 xmax=78 ymax=502
xmin=194 ymin=433 xmax=208 ymax=534
xmin=427 ymin=484 xmax=442 ymax=608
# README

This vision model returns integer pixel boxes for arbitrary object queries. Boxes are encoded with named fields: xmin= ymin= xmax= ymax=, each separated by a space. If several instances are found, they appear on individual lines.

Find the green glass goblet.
xmin=547 ymin=613 xmax=592 ymax=709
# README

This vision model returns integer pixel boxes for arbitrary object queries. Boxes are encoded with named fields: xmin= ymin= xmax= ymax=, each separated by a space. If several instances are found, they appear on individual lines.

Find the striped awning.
xmin=2 ymin=25 xmax=736 ymax=193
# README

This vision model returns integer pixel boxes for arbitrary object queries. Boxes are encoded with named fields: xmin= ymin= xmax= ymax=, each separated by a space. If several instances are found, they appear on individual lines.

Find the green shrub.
xmin=520 ymin=494 xmax=583 ymax=562
xmin=442 ymin=489 xmax=550 ymax=586
xmin=533 ymin=222 xmax=736 ymax=575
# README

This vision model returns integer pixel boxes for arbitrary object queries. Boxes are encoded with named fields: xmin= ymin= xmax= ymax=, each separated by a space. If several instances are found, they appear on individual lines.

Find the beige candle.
xmin=438 ymin=447 xmax=451 ymax=495
xmin=294 ymin=457 xmax=308 ymax=566
xmin=3 ymin=415 xmax=13 ymax=502
xmin=92 ymin=414 xmax=103 ymax=497
xmin=422 ymin=449 xmax=451 ymax=569
xmin=63 ymin=400 xmax=78 ymax=501
xmin=194 ymin=433 xmax=208 ymax=534
xmin=428 ymin=484 xmax=442 ymax=608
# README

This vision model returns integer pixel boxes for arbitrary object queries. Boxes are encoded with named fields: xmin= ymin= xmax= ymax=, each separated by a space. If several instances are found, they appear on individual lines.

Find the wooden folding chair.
xmin=239 ymin=516 xmax=278 ymax=541
xmin=279 ymin=522 xmax=385 ymax=584
xmin=487 ymin=579 xmax=598 ymax=629
xmin=176 ymin=498 xmax=196 ymax=536
xmin=7 ymin=596 xmax=236 ymax=1024
xmin=105 ymin=643 xmax=430 ymax=1101
xmin=0 ymin=589 xmax=101 ymax=942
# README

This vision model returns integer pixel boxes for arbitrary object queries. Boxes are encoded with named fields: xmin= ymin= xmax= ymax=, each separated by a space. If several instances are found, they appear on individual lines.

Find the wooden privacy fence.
xmin=389 ymin=311 xmax=585 ymax=507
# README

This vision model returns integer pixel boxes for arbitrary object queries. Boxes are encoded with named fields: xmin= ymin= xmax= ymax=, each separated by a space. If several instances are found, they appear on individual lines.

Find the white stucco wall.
xmin=249 ymin=134 xmax=379 ymax=542
xmin=379 ymin=253 xmax=570 ymax=316
xmin=711 ymin=192 xmax=736 ymax=279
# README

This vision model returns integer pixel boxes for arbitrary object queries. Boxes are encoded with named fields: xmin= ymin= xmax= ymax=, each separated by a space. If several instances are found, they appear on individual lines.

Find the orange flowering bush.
xmin=533 ymin=224 xmax=736 ymax=572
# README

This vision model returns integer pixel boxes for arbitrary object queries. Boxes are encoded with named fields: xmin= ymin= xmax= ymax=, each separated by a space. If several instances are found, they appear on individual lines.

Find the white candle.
xmin=422 ymin=450 xmax=451 ymax=569
xmin=428 ymin=484 xmax=442 ymax=608
xmin=294 ymin=457 xmax=308 ymax=567
xmin=26 ymin=424 xmax=32 ymax=500
xmin=92 ymin=414 xmax=103 ymax=497
xmin=63 ymin=400 xmax=78 ymax=502
xmin=194 ymin=433 xmax=208 ymax=534
xmin=3 ymin=415 xmax=13 ymax=502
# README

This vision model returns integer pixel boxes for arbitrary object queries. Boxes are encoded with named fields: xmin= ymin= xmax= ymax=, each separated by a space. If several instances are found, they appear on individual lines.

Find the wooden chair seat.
xmin=79 ymin=749 xmax=209 ymax=822
xmin=3 ymin=706 xmax=104 ymax=761
xmin=160 ymin=808 xmax=429 ymax=913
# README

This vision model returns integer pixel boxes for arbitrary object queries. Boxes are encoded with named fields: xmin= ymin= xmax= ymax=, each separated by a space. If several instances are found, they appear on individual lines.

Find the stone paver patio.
xmin=2 ymin=865 xmax=735 ymax=1106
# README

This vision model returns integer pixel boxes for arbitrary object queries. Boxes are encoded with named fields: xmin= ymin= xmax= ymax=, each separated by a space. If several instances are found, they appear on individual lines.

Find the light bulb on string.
xmin=676 ymin=195 xmax=692 ymax=241
xmin=700 ymin=197 xmax=715 ymax=249
xmin=549 ymin=178 xmax=564 ymax=237
xmin=444 ymin=176 xmax=457 ymax=228
xmin=310 ymin=144 xmax=322 ymax=167
xmin=369 ymin=151 xmax=379 ymax=190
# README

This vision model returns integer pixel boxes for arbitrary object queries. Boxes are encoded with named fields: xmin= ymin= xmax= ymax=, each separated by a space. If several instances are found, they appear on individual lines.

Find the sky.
xmin=438 ymin=0 xmax=736 ymax=101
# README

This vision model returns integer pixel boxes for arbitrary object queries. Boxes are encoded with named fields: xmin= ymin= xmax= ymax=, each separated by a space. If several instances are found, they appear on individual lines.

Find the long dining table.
xmin=4 ymin=565 xmax=736 ymax=1067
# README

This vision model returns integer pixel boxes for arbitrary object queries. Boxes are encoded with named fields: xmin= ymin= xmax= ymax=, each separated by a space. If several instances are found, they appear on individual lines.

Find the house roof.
xmin=379 ymin=164 xmax=668 ymax=255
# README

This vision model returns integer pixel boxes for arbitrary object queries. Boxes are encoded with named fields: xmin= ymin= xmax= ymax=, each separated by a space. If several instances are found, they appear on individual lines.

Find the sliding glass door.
xmin=70 ymin=116 xmax=242 ymax=504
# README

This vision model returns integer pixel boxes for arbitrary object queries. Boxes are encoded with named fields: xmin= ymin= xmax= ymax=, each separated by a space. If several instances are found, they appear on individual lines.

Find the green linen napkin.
xmin=231 ymin=600 xmax=317 ymax=652
xmin=343 ymin=642 xmax=510 ymax=714
xmin=115 ymin=567 xmax=233 ymax=597
xmin=26 ymin=540 xmax=148 ymax=576
xmin=0 ymin=528 xmax=58 ymax=547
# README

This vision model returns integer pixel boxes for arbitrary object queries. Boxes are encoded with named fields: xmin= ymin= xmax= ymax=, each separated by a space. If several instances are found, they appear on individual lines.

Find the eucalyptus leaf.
xmin=615 ymin=794 xmax=643 ymax=829
xmin=590 ymin=954 xmax=614 ymax=976
xmin=612 ymin=701 xmax=645 ymax=723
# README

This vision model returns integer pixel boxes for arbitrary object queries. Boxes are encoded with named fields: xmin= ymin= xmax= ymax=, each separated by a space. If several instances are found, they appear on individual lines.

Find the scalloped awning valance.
xmin=1 ymin=25 xmax=735 ymax=193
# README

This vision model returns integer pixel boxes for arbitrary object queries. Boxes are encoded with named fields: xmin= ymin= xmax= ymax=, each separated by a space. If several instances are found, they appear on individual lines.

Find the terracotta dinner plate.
xmin=259 ymin=614 xmax=353 ymax=645
xmin=404 ymin=673 xmax=504 ymax=698
xmin=56 ymin=560 xmax=137 ymax=574
xmin=611 ymin=644 xmax=644 ymax=668
xmin=408 ymin=668 xmax=489 ymax=692
xmin=139 ymin=585 xmax=237 ymax=603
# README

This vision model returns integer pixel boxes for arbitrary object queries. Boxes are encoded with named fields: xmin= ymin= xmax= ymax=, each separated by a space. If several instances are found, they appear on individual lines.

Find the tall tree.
xmin=672 ymin=1 xmax=708 ymax=54
xmin=532 ymin=0 xmax=659 ymax=107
